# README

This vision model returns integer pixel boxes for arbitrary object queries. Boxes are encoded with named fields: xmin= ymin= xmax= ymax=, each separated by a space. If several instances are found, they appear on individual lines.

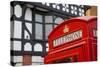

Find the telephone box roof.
xmin=48 ymin=16 xmax=97 ymax=38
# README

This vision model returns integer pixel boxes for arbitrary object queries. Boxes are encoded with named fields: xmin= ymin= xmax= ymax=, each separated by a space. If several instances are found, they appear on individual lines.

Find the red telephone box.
xmin=44 ymin=16 xmax=97 ymax=64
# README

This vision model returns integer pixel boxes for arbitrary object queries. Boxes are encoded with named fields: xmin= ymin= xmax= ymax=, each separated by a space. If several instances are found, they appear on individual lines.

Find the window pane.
xmin=13 ymin=41 xmax=21 ymax=51
xmin=45 ymin=16 xmax=53 ymax=23
xmin=82 ymin=9 xmax=84 ymax=13
xmin=71 ymin=10 xmax=74 ymax=14
xmin=25 ymin=8 xmax=32 ymax=21
xmin=74 ymin=7 xmax=77 ymax=10
xmin=79 ymin=8 xmax=82 ymax=12
xmin=75 ymin=11 xmax=77 ymax=15
xmin=66 ymin=8 xmax=69 ymax=12
xmin=24 ymin=43 xmax=32 ymax=51
xmin=34 ymin=43 xmax=43 ymax=52
xmin=54 ymin=24 xmax=58 ymax=28
xmin=55 ymin=17 xmax=64 ymax=24
xmin=35 ymin=14 xmax=43 ymax=22
xmin=14 ymin=21 xmax=22 ymax=38
xmin=45 ymin=24 xmax=52 ymax=39
xmin=14 ymin=5 xmax=22 ymax=18
xmin=35 ymin=23 xmax=43 ymax=39
xmin=71 ymin=6 xmax=74 ymax=9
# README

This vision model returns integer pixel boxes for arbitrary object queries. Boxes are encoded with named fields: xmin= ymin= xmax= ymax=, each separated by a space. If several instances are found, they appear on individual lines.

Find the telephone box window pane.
xmin=35 ymin=23 xmax=43 ymax=39
xmin=75 ymin=11 xmax=77 ymax=15
xmin=45 ymin=16 xmax=53 ymax=23
xmin=35 ymin=14 xmax=43 ymax=22
xmin=73 ymin=55 xmax=78 ymax=62
xmin=93 ymin=29 xmax=97 ymax=37
xmin=45 ymin=25 xmax=52 ymax=39
xmin=53 ymin=40 xmax=56 ymax=46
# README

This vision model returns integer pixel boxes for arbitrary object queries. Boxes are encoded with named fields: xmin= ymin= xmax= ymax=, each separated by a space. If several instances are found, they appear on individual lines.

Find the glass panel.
xmin=46 ymin=43 xmax=49 ymax=47
xmin=66 ymin=4 xmax=69 ymax=8
xmin=75 ymin=11 xmax=77 ymax=15
xmin=35 ymin=23 xmax=43 ymax=39
xmin=71 ymin=10 xmax=74 ymax=14
xmin=66 ymin=8 xmax=69 ymax=12
xmin=14 ymin=5 xmax=22 ymax=18
xmin=45 ymin=16 xmax=53 ymax=23
xmin=52 ymin=4 xmax=56 ymax=8
xmin=79 ymin=12 xmax=82 ymax=16
xmin=52 ymin=57 xmax=72 ymax=63
xmin=54 ymin=25 xmax=58 ymax=28
xmin=45 ymin=24 xmax=52 ymax=39
xmin=93 ymin=29 xmax=97 ymax=37
xmin=62 ymin=7 xmax=66 ymax=11
xmin=35 ymin=14 xmax=43 ymax=22
xmin=55 ymin=17 xmax=64 ymax=24
xmin=25 ymin=8 xmax=32 ymax=21
xmin=13 ymin=41 xmax=21 ymax=51
xmin=14 ymin=21 xmax=22 ymax=38
xmin=34 ymin=43 xmax=43 ymax=52
xmin=46 ymin=43 xmax=49 ymax=52
xmin=57 ymin=5 xmax=60 ymax=9
xmin=79 ymin=8 xmax=82 ymax=12
xmin=82 ymin=9 xmax=84 ymax=13
xmin=24 ymin=43 xmax=32 ymax=51
xmin=46 ymin=48 xmax=49 ymax=52
xmin=71 ymin=6 xmax=74 ymax=9
xmin=74 ymin=7 xmax=77 ymax=10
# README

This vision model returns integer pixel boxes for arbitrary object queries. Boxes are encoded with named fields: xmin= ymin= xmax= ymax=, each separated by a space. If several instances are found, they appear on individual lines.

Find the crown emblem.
xmin=63 ymin=25 xmax=69 ymax=33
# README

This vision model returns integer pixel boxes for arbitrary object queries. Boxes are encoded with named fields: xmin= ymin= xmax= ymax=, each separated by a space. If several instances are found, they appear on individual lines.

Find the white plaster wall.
xmin=32 ymin=56 xmax=44 ymax=62
xmin=13 ymin=56 xmax=23 ymax=63
xmin=15 ymin=63 xmax=22 ymax=66
xmin=24 ymin=30 xmax=30 ymax=39
xmin=25 ymin=22 xmax=32 ymax=34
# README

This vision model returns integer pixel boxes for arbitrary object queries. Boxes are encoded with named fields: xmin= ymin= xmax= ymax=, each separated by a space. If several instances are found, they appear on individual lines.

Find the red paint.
xmin=44 ymin=16 xmax=97 ymax=64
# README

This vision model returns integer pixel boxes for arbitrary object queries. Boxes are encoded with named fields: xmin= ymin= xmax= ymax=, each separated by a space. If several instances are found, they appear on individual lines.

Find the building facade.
xmin=10 ymin=1 xmax=92 ymax=66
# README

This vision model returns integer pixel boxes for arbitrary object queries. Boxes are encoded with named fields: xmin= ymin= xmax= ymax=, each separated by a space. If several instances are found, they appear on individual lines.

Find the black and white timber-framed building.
xmin=10 ymin=1 xmax=91 ymax=66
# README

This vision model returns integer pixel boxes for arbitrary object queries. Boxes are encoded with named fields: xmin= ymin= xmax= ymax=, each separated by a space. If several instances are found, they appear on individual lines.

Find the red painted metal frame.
xmin=44 ymin=16 xmax=97 ymax=64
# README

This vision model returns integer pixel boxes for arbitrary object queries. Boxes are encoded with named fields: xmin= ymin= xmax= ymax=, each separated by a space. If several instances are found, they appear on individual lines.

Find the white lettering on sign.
xmin=53 ymin=30 xmax=82 ymax=47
